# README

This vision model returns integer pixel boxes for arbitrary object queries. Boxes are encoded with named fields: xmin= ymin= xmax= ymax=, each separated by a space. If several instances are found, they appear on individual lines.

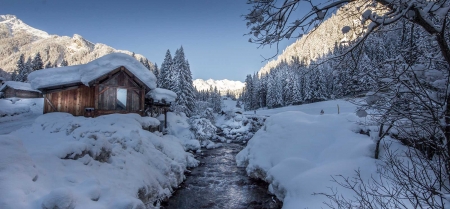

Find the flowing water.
xmin=161 ymin=143 xmax=282 ymax=209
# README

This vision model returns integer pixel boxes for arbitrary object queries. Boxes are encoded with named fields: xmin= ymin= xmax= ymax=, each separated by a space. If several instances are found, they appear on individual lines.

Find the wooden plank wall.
xmin=97 ymin=71 xmax=144 ymax=114
xmin=3 ymin=88 xmax=42 ymax=98
xmin=44 ymin=85 xmax=94 ymax=116
xmin=43 ymin=69 xmax=146 ymax=117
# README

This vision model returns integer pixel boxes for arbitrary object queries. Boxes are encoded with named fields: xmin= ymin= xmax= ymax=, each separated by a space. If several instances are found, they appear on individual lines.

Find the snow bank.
xmin=0 ymin=81 xmax=41 ymax=92
xmin=1 ymin=113 xmax=198 ymax=209
xmin=28 ymin=53 xmax=156 ymax=90
xmin=146 ymin=88 xmax=177 ymax=103
xmin=0 ymin=98 xmax=43 ymax=123
xmin=0 ymin=99 xmax=31 ymax=118
xmin=160 ymin=112 xmax=200 ymax=151
xmin=236 ymin=110 xmax=376 ymax=208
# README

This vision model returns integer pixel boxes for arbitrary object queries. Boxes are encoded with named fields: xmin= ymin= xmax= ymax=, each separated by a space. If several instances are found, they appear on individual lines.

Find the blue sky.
xmin=2 ymin=0 xmax=302 ymax=81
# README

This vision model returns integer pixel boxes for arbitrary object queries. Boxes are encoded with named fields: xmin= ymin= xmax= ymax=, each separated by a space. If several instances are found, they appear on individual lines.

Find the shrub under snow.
xmin=0 ymin=113 xmax=198 ymax=209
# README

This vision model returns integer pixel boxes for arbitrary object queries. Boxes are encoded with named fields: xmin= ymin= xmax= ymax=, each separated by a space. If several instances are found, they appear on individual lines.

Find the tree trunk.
xmin=375 ymin=124 xmax=384 ymax=159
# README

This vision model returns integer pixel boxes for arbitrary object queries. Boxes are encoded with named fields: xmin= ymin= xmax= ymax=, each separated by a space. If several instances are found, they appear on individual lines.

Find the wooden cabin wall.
xmin=97 ymin=70 xmax=144 ymax=115
xmin=44 ymin=85 xmax=94 ymax=116
xmin=3 ymin=88 xmax=41 ymax=98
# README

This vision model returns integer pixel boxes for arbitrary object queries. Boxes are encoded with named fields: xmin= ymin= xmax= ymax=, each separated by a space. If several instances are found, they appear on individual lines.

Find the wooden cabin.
xmin=28 ymin=53 xmax=157 ymax=117
xmin=0 ymin=81 xmax=42 ymax=98
xmin=41 ymin=66 xmax=148 ymax=117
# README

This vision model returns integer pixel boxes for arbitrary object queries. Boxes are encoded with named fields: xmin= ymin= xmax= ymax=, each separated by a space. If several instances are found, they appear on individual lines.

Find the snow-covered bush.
xmin=163 ymin=112 xmax=201 ymax=151
xmin=200 ymin=108 xmax=215 ymax=124
xmin=1 ymin=113 xmax=198 ymax=209
xmin=216 ymin=112 xmax=265 ymax=141
xmin=190 ymin=117 xmax=217 ymax=142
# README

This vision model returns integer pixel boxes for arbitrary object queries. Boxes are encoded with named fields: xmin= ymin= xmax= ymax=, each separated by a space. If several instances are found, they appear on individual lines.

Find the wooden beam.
xmin=140 ymin=88 xmax=145 ymax=116
xmin=164 ymin=108 xmax=167 ymax=129
xmin=94 ymin=83 xmax=99 ymax=110
xmin=44 ymin=95 xmax=57 ymax=112
xmin=98 ymin=86 xmax=110 ymax=95
xmin=41 ymin=84 xmax=82 ymax=94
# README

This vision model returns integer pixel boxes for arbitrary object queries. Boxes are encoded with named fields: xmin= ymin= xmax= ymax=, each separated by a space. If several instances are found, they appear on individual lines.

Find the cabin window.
xmin=116 ymin=88 xmax=127 ymax=110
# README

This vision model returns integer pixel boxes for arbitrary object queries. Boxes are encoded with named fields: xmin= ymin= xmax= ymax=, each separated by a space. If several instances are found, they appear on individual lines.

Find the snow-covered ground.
xmin=243 ymin=99 xmax=355 ymax=116
xmin=236 ymin=99 xmax=378 ymax=208
xmin=0 ymin=98 xmax=43 ymax=134
xmin=0 ymin=98 xmax=201 ymax=208
xmin=160 ymin=112 xmax=201 ymax=151
xmin=0 ymin=113 xmax=198 ymax=209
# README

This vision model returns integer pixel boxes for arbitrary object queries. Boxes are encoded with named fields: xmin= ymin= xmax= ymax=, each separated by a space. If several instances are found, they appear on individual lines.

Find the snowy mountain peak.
xmin=0 ymin=14 xmax=17 ymax=21
xmin=193 ymin=79 xmax=245 ymax=94
xmin=0 ymin=14 xmax=154 ymax=73
xmin=0 ymin=14 xmax=50 ymax=38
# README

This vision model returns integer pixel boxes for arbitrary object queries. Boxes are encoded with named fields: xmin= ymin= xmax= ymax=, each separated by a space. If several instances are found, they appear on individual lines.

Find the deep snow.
xmin=28 ymin=53 xmax=156 ymax=90
xmin=236 ymin=100 xmax=379 ymax=208
xmin=0 ymin=98 xmax=44 ymax=134
xmin=0 ymin=110 xmax=199 ymax=209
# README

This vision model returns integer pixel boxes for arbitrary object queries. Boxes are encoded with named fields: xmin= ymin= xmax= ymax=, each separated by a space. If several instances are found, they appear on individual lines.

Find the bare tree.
xmin=245 ymin=0 xmax=450 ymax=207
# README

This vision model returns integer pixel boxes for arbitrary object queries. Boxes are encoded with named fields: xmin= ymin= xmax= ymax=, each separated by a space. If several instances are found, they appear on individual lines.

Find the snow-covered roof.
xmin=146 ymin=88 xmax=177 ymax=103
xmin=0 ymin=81 xmax=41 ymax=93
xmin=28 ymin=53 xmax=156 ymax=90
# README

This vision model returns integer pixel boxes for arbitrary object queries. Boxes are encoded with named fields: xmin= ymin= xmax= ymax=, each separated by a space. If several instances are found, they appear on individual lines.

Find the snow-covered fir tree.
xmin=15 ymin=54 xmax=26 ymax=82
xmin=32 ymin=52 xmax=44 ymax=71
xmin=159 ymin=49 xmax=173 ymax=90
xmin=158 ymin=47 xmax=196 ymax=117
xmin=60 ymin=59 xmax=68 ymax=67
xmin=153 ymin=63 xmax=159 ymax=86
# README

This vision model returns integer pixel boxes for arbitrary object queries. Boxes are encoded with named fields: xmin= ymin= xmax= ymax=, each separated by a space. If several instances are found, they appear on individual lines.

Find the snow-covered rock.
xmin=0 ymin=113 xmax=198 ymax=209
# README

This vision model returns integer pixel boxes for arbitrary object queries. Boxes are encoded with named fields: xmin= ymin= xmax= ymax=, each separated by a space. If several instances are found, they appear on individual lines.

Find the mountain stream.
xmin=161 ymin=142 xmax=281 ymax=209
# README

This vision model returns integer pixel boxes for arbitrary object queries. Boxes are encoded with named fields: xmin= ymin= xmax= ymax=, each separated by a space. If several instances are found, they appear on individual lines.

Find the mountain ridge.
xmin=0 ymin=15 xmax=154 ymax=76
xmin=193 ymin=78 xmax=244 ymax=95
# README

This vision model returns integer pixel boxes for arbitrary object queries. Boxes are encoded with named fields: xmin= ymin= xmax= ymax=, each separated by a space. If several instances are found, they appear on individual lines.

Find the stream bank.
xmin=161 ymin=142 xmax=281 ymax=209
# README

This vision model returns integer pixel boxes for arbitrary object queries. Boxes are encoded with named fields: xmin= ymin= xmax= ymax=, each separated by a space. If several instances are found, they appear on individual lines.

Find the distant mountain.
xmin=0 ymin=15 xmax=154 ymax=75
xmin=257 ymin=2 xmax=367 ymax=75
xmin=193 ymin=79 xmax=244 ymax=95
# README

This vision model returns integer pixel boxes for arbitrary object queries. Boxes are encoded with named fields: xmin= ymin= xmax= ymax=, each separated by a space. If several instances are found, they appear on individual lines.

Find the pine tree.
xmin=173 ymin=47 xmax=196 ymax=116
xmin=24 ymin=57 xmax=33 ymax=81
xmin=11 ymin=70 xmax=18 ymax=82
xmin=236 ymin=100 xmax=242 ymax=108
xmin=139 ymin=58 xmax=151 ymax=70
xmin=15 ymin=54 xmax=26 ymax=82
xmin=60 ymin=59 xmax=68 ymax=67
xmin=244 ymin=74 xmax=253 ymax=110
xmin=32 ymin=52 xmax=44 ymax=71
xmin=266 ymin=71 xmax=275 ymax=108
xmin=159 ymin=50 xmax=173 ymax=89
xmin=252 ymin=72 xmax=260 ymax=109
xmin=45 ymin=61 xmax=52 ymax=69
xmin=153 ymin=63 xmax=160 ymax=86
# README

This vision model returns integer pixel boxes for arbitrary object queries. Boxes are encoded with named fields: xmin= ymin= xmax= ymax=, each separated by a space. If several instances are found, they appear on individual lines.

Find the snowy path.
xmin=0 ymin=98 xmax=44 ymax=135
xmin=0 ymin=113 xmax=41 ymax=135
xmin=161 ymin=143 xmax=281 ymax=209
